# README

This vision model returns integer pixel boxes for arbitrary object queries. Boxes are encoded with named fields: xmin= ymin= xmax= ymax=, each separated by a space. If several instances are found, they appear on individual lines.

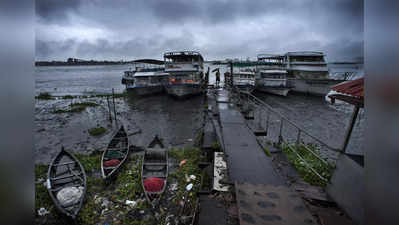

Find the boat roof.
xmin=286 ymin=51 xmax=325 ymax=57
xmin=235 ymin=71 xmax=255 ymax=75
xmin=257 ymin=54 xmax=284 ymax=60
xmin=134 ymin=71 xmax=169 ymax=77
xmin=260 ymin=70 xmax=288 ymax=74
xmin=164 ymin=51 xmax=204 ymax=61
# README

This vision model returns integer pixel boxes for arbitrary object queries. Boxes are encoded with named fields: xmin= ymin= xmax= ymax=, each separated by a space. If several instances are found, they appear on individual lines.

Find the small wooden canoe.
xmin=141 ymin=135 xmax=168 ymax=207
xmin=47 ymin=147 xmax=87 ymax=219
xmin=101 ymin=125 xmax=129 ymax=179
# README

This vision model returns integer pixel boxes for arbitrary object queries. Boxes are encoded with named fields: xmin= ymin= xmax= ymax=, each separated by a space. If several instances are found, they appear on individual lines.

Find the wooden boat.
xmin=101 ymin=125 xmax=129 ymax=179
xmin=141 ymin=135 xmax=168 ymax=207
xmin=47 ymin=147 xmax=87 ymax=219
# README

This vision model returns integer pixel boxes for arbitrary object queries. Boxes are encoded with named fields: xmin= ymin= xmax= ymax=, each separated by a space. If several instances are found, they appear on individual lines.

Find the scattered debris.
xmin=37 ymin=207 xmax=50 ymax=216
xmin=125 ymin=200 xmax=137 ymax=207
xmin=179 ymin=159 xmax=187 ymax=167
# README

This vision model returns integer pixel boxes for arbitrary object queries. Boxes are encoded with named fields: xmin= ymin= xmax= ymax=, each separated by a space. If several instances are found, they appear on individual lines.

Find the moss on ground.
xmin=36 ymin=92 xmax=52 ymax=100
xmin=70 ymin=102 xmax=99 ymax=107
xmin=114 ymin=155 xmax=143 ymax=202
xmin=62 ymin=95 xmax=74 ymax=99
xmin=281 ymin=143 xmax=335 ymax=187
xmin=75 ymin=154 xmax=102 ymax=173
xmin=263 ymin=146 xmax=271 ymax=157
xmin=35 ymin=164 xmax=53 ymax=212
xmin=88 ymin=127 xmax=107 ymax=136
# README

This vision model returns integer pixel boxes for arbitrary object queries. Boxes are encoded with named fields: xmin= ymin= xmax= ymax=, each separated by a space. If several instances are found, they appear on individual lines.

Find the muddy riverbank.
xmin=35 ymin=92 xmax=205 ymax=165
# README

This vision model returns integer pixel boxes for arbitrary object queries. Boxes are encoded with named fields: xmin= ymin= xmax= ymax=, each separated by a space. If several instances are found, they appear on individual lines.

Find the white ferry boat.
xmin=256 ymin=70 xmax=290 ymax=96
xmin=284 ymin=51 xmax=329 ymax=79
xmin=164 ymin=51 xmax=204 ymax=98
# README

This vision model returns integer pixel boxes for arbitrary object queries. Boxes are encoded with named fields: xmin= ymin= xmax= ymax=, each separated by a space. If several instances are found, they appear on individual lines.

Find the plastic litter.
xmin=186 ymin=183 xmax=193 ymax=191
xmin=189 ymin=175 xmax=196 ymax=180
xmin=56 ymin=186 xmax=84 ymax=207
xmin=179 ymin=159 xmax=187 ymax=167
xmin=38 ymin=207 xmax=49 ymax=216
xmin=169 ymin=183 xmax=178 ymax=191
xmin=125 ymin=200 xmax=137 ymax=207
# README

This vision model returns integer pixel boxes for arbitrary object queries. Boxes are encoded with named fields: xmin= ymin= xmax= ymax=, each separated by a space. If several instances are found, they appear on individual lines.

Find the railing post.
xmin=296 ymin=130 xmax=301 ymax=149
xmin=265 ymin=109 xmax=270 ymax=134
xmin=278 ymin=118 xmax=284 ymax=146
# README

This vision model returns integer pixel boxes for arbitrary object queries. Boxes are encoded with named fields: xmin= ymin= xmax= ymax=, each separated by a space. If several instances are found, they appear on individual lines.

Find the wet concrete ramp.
xmin=235 ymin=182 xmax=316 ymax=225
xmin=198 ymin=195 xmax=227 ymax=225
xmin=217 ymin=89 xmax=283 ymax=185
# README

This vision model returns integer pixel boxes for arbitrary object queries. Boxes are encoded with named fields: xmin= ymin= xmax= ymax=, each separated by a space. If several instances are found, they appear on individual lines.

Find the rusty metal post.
xmin=106 ymin=96 xmax=112 ymax=122
xmin=342 ymin=105 xmax=360 ymax=153
xmin=296 ymin=130 xmax=301 ymax=149
xmin=278 ymin=118 xmax=284 ymax=146
xmin=265 ymin=109 xmax=270 ymax=134
xmin=112 ymin=88 xmax=118 ymax=126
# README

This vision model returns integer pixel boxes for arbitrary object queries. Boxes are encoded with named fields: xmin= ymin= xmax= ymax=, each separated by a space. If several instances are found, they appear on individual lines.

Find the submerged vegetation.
xmin=88 ymin=127 xmax=107 ymax=136
xmin=37 ymin=92 xmax=128 ymax=100
xmin=53 ymin=101 xmax=99 ymax=114
xmin=281 ymin=143 xmax=335 ymax=187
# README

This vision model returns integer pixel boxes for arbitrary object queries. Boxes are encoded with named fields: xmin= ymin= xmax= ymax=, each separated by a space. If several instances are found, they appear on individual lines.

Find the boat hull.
xmin=165 ymin=83 xmax=203 ymax=98
xmin=234 ymin=84 xmax=255 ymax=94
xmin=256 ymin=86 xmax=290 ymax=96
xmin=126 ymin=85 xmax=164 ymax=96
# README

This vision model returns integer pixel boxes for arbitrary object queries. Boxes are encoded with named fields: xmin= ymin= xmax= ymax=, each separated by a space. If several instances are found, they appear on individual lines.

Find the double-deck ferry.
xmin=122 ymin=65 xmax=168 ymax=96
xmin=255 ymin=54 xmax=291 ymax=96
xmin=232 ymin=69 xmax=255 ymax=93
xmin=164 ymin=51 xmax=204 ymax=98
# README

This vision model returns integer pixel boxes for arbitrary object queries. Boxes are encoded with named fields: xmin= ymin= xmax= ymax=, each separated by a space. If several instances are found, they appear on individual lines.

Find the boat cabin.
xmin=284 ymin=51 xmax=329 ymax=79
xmin=233 ymin=71 xmax=255 ymax=86
xmin=164 ymin=51 xmax=204 ymax=72
xmin=257 ymin=54 xmax=285 ymax=70
xmin=132 ymin=71 xmax=169 ymax=87
xmin=258 ymin=70 xmax=288 ymax=87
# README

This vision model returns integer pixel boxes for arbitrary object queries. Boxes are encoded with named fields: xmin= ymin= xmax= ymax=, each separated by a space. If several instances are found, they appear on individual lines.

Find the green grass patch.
xmin=62 ymin=95 xmax=74 ymax=99
xmin=281 ymin=143 xmax=335 ymax=187
xmin=211 ymin=141 xmax=221 ymax=151
xmin=168 ymin=148 xmax=202 ymax=204
xmin=53 ymin=101 xmax=99 ymax=114
xmin=36 ymin=92 xmax=52 ymax=100
xmin=75 ymin=154 xmax=102 ymax=173
xmin=89 ymin=92 xmax=127 ymax=99
xmin=263 ymin=146 xmax=271 ymax=157
xmin=71 ymin=102 xmax=99 ymax=107
xmin=35 ymin=164 xmax=53 ymax=213
xmin=88 ymin=127 xmax=107 ymax=136
xmin=114 ymin=155 xmax=143 ymax=201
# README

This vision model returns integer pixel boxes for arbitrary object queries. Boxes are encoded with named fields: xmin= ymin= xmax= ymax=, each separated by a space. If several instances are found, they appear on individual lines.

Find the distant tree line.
xmin=35 ymin=58 xmax=164 ymax=66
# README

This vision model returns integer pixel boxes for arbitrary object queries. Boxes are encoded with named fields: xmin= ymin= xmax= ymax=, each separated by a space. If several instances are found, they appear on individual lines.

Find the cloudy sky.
xmin=35 ymin=0 xmax=363 ymax=62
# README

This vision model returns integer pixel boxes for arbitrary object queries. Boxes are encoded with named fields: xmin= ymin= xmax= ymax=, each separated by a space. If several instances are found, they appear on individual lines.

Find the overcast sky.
xmin=35 ymin=0 xmax=363 ymax=62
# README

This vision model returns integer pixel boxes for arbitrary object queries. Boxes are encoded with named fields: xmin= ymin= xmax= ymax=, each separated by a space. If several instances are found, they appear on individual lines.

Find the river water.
xmin=34 ymin=63 xmax=363 ymax=164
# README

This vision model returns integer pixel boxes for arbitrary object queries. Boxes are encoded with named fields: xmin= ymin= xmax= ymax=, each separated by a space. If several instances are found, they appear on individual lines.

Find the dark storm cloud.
xmin=35 ymin=0 xmax=363 ymax=61
xmin=36 ymin=0 xmax=81 ymax=23
xmin=36 ymin=39 xmax=76 ymax=58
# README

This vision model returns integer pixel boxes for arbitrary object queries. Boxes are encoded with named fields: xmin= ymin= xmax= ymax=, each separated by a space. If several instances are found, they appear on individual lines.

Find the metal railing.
xmin=228 ymin=86 xmax=340 ymax=182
